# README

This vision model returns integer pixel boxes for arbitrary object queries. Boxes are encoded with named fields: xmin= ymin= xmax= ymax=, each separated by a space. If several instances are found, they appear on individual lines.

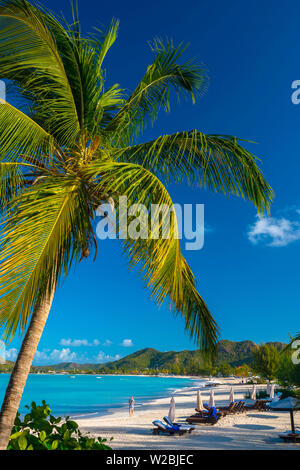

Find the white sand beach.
xmin=76 ymin=377 xmax=300 ymax=450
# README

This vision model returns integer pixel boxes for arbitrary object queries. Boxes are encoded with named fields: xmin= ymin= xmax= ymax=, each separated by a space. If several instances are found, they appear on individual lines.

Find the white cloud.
xmin=60 ymin=338 xmax=100 ymax=347
xmin=247 ymin=213 xmax=300 ymax=247
xmin=5 ymin=348 xmax=18 ymax=361
xmin=95 ymin=351 xmax=121 ymax=363
xmin=121 ymin=339 xmax=133 ymax=347
xmin=5 ymin=346 xmax=121 ymax=366
xmin=34 ymin=348 xmax=77 ymax=365
xmin=103 ymin=339 xmax=112 ymax=346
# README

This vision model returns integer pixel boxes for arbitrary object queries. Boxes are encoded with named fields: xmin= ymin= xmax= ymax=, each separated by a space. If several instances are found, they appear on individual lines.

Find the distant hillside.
xmin=32 ymin=340 xmax=286 ymax=372
xmin=41 ymin=362 xmax=101 ymax=371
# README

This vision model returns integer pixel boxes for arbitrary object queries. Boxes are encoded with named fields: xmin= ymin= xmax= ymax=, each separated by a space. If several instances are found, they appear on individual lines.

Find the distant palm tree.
xmin=0 ymin=0 xmax=273 ymax=449
xmin=284 ymin=332 xmax=300 ymax=351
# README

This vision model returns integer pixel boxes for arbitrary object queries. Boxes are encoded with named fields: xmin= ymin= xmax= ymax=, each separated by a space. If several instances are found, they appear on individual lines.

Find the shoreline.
xmin=0 ymin=372 xmax=204 ymax=379
xmin=0 ymin=372 xmax=200 ymax=419
xmin=76 ymin=377 xmax=300 ymax=450
xmin=70 ymin=377 xmax=205 ymax=420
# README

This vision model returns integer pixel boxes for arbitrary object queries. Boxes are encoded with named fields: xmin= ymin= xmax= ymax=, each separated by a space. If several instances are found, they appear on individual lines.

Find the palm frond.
xmin=283 ymin=332 xmax=300 ymax=352
xmin=91 ymin=84 xmax=125 ymax=132
xmin=0 ymin=161 xmax=24 ymax=209
xmin=0 ymin=99 xmax=53 ymax=161
xmin=0 ymin=177 xmax=92 ymax=341
xmin=106 ymin=39 xmax=208 ymax=145
xmin=46 ymin=13 xmax=119 ymax=138
xmin=0 ymin=0 xmax=80 ymax=144
xmin=115 ymin=131 xmax=273 ymax=214
xmin=85 ymin=161 xmax=219 ymax=353
xmin=94 ymin=18 xmax=119 ymax=72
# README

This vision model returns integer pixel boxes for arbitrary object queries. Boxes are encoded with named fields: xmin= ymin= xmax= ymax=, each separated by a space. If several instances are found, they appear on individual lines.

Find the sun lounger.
xmin=186 ymin=406 xmax=219 ymax=425
xmin=279 ymin=431 xmax=300 ymax=443
xmin=244 ymin=399 xmax=266 ymax=411
xmin=234 ymin=401 xmax=246 ymax=413
xmin=216 ymin=401 xmax=238 ymax=414
xmin=195 ymin=407 xmax=211 ymax=415
xmin=203 ymin=403 xmax=226 ymax=417
xmin=152 ymin=420 xmax=190 ymax=436
xmin=163 ymin=416 xmax=195 ymax=433
xmin=217 ymin=401 xmax=235 ymax=411
xmin=265 ymin=392 xmax=283 ymax=408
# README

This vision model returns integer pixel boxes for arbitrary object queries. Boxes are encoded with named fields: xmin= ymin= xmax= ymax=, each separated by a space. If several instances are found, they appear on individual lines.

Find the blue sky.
xmin=4 ymin=0 xmax=300 ymax=364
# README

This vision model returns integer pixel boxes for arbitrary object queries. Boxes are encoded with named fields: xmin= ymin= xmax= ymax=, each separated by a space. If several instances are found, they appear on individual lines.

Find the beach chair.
xmin=265 ymin=395 xmax=282 ymax=410
xmin=194 ymin=407 xmax=211 ymax=416
xmin=233 ymin=401 xmax=246 ymax=413
xmin=202 ymin=403 xmax=226 ymax=417
xmin=244 ymin=399 xmax=266 ymax=411
xmin=279 ymin=431 xmax=300 ymax=443
xmin=152 ymin=420 xmax=188 ymax=436
xmin=186 ymin=406 xmax=219 ymax=425
xmin=163 ymin=416 xmax=195 ymax=433
xmin=216 ymin=401 xmax=238 ymax=414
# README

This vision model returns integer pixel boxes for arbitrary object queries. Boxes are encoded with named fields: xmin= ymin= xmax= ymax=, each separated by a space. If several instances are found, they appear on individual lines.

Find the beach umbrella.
xmin=229 ymin=387 xmax=235 ymax=405
xmin=269 ymin=384 xmax=275 ymax=399
xmin=197 ymin=390 xmax=204 ymax=411
xmin=208 ymin=389 xmax=215 ymax=408
xmin=251 ymin=385 xmax=256 ymax=400
xmin=266 ymin=380 xmax=271 ymax=395
xmin=168 ymin=397 xmax=176 ymax=423
xmin=268 ymin=397 xmax=300 ymax=434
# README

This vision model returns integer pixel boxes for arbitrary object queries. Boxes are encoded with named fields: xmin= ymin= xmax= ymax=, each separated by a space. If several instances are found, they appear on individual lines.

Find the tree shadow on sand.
xmin=234 ymin=423 xmax=275 ymax=430
xmin=248 ymin=413 xmax=280 ymax=420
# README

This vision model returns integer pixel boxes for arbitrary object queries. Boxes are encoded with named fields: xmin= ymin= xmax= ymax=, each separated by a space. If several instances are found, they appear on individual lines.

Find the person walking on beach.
xmin=129 ymin=396 xmax=135 ymax=416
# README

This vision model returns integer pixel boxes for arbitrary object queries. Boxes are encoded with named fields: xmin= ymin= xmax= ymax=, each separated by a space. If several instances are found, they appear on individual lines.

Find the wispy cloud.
xmin=5 ymin=346 xmax=122 ymax=366
xmin=103 ymin=339 xmax=113 ymax=346
xmin=34 ymin=348 xmax=77 ymax=364
xmin=5 ymin=347 xmax=78 ymax=365
xmin=247 ymin=210 xmax=300 ymax=247
xmin=95 ymin=351 xmax=121 ymax=363
xmin=5 ymin=348 xmax=18 ymax=361
xmin=121 ymin=339 xmax=133 ymax=347
xmin=60 ymin=338 xmax=100 ymax=347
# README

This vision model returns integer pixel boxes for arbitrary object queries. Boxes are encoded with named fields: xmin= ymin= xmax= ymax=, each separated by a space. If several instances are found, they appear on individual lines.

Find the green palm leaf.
xmin=283 ymin=332 xmax=300 ymax=352
xmin=94 ymin=18 xmax=119 ymax=72
xmin=0 ymin=1 xmax=274 ymax=354
xmin=0 ymin=0 xmax=80 ymax=144
xmin=85 ymin=161 xmax=219 ymax=352
xmin=0 ymin=100 xmax=52 ymax=161
xmin=0 ymin=161 xmax=24 ymax=209
xmin=106 ymin=39 xmax=208 ymax=145
xmin=0 ymin=177 xmax=91 ymax=341
xmin=115 ymin=131 xmax=273 ymax=214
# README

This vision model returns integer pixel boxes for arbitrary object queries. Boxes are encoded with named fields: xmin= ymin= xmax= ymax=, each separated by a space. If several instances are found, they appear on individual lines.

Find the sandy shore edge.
xmin=76 ymin=377 xmax=300 ymax=450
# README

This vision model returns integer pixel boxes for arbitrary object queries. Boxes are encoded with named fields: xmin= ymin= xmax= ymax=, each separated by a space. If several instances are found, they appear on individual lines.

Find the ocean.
xmin=0 ymin=374 xmax=196 ymax=418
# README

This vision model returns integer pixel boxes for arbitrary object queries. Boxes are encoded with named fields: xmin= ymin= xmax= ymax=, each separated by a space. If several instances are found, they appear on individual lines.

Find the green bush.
xmin=247 ymin=377 xmax=267 ymax=385
xmin=275 ymin=388 xmax=300 ymax=400
xmin=244 ymin=389 xmax=268 ymax=399
xmin=276 ymin=352 xmax=300 ymax=388
xmin=252 ymin=344 xmax=281 ymax=380
xmin=7 ymin=401 xmax=113 ymax=450
xmin=244 ymin=387 xmax=299 ymax=401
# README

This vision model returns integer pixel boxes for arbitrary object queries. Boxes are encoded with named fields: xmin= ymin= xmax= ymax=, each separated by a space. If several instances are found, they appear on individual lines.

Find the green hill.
xmin=0 ymin=340 xmax=286 ymax=374
xmin=31 ymin=339 xmax=286 ymax=373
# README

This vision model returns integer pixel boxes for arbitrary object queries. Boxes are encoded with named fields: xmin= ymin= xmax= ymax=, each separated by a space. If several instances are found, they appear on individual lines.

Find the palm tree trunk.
xmin=0 ymin=286 xmax=55 ymax=450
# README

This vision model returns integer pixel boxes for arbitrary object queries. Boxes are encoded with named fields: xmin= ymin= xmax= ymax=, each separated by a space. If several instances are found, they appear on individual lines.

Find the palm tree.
xmin=283 ymin=332 xmax=300 ymax=351
xmin=0 ymin=0 xmax=273 ymax=449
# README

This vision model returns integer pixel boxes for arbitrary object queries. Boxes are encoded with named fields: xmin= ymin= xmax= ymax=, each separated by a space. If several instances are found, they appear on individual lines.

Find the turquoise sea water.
xmin=0 ymin=374 xmax=195 ymax=417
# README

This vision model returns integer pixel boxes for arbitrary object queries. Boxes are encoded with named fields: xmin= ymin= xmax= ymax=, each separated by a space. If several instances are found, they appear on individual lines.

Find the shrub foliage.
xmin=7 ymin=401 xmax=112 ymax=450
